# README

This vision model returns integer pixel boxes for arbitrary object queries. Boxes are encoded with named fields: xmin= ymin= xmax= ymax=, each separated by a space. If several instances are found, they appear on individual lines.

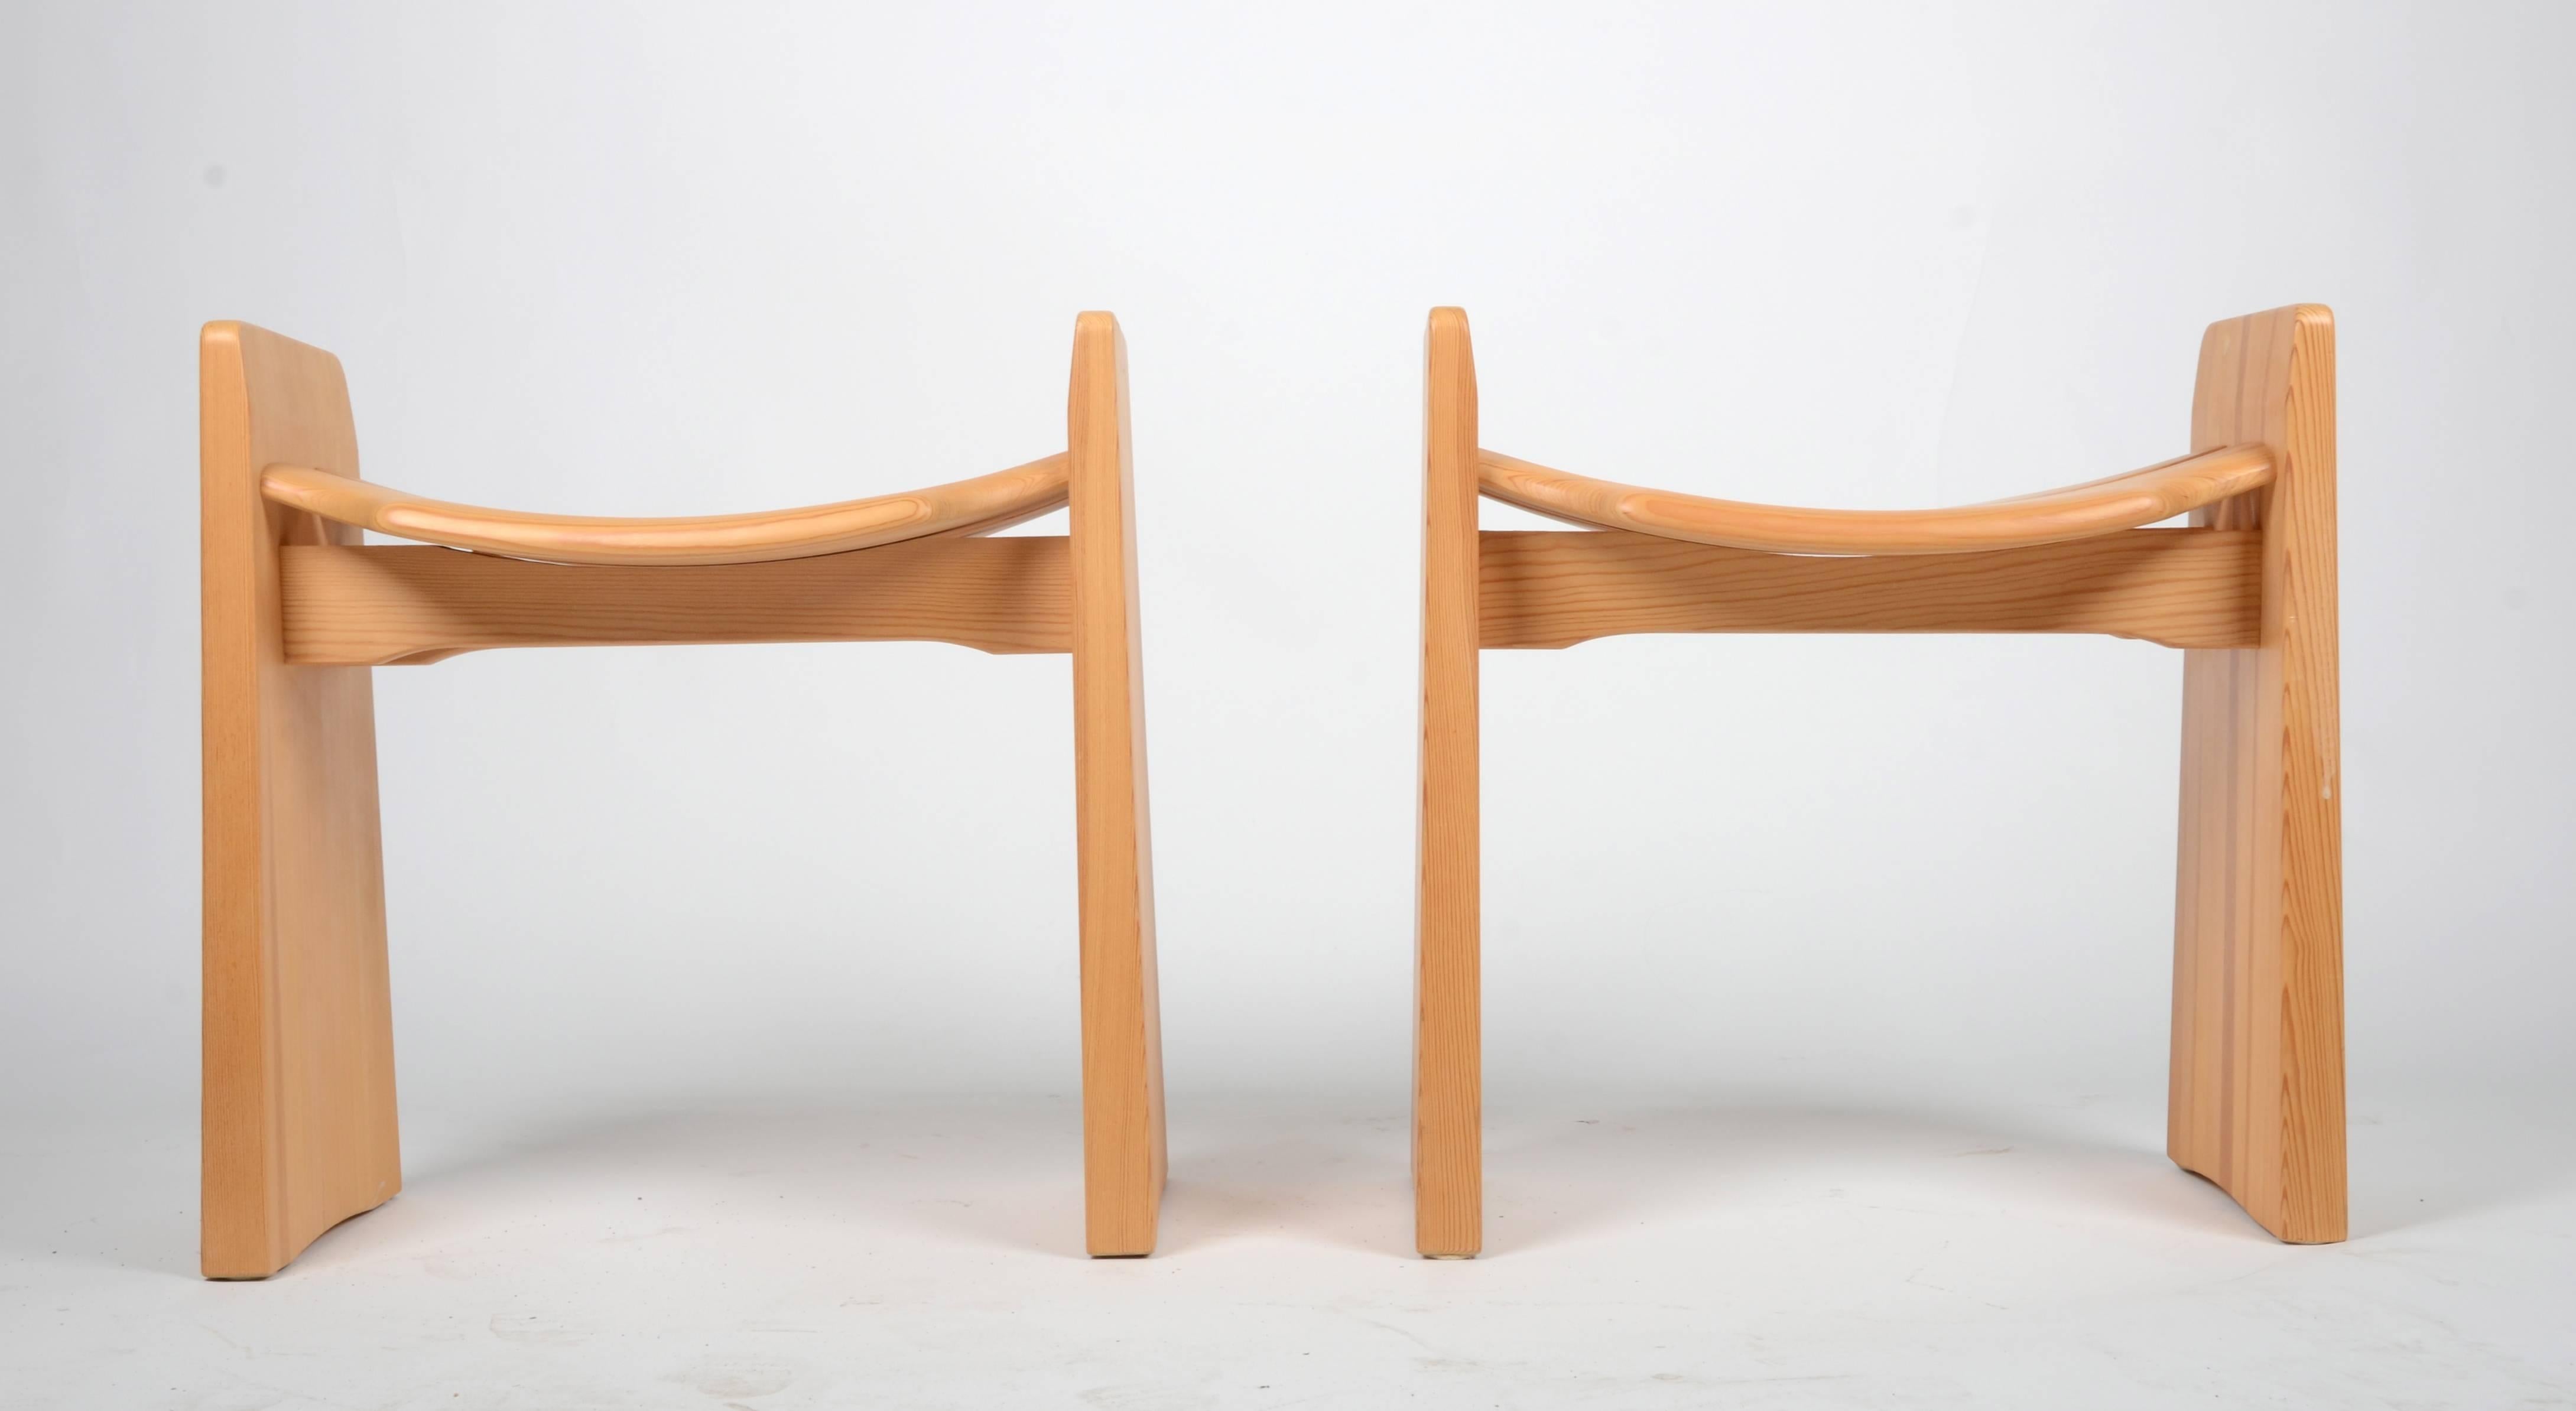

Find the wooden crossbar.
xmin=204 ymin=314 xmax=1167 ymax=1277
xmin=280 ymin=538 xmax=1072 ymax=665
xmin=1477 ymin=526 xmax=2261 ymax=651
xmin=1412 ymin=304 xmax=2344 ymax=1259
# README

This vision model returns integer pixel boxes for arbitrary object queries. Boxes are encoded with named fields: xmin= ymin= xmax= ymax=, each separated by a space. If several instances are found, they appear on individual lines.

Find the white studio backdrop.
xmin=4 ymin=2 xmax=2569 ymax=1138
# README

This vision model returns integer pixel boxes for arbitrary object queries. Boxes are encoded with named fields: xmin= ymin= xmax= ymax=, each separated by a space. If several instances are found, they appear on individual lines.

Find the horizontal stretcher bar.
xmin=280 ymin=537 xmax=1072 ymax=665
xmin=1478 ymin=526 xmax=2261 ymax=650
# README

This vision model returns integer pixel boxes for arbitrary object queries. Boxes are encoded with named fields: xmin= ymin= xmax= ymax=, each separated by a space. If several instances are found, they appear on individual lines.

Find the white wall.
xmin=4 ymin=1 xmax=2569 ymax=1129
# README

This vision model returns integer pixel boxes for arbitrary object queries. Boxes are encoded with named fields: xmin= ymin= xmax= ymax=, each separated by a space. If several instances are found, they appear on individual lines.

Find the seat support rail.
xmin=1479 ymin=526 xmax=2260 ymax=651
xmin=280 ymin=538 xmax=1073 ymax=665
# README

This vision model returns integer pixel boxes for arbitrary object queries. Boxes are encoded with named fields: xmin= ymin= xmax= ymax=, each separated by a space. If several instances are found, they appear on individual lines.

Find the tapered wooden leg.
xmin=1068 ymin=313 xmax=1167 ymax=1256
xmin=201 ymin=323 xmax=401 ymax=1278
xmin=2169 ymin=305 xmax=2346 ymax=1243
xmin=1415 ymin=308 xmax=1482 ymax=1257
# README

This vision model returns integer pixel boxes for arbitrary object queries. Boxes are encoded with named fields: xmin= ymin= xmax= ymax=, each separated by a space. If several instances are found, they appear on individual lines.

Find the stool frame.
xmin=1413 ymin=305 xmax=2343 ymax=1256
xmin=201 ymin=314 xmax=1165 ymax=1276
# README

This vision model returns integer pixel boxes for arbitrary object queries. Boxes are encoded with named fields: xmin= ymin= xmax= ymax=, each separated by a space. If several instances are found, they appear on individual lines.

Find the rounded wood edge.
xmin=260 ymin=453 xmax=1070 ymax=566
xmin=1477 ymin=444 xmax=2274 ymax=556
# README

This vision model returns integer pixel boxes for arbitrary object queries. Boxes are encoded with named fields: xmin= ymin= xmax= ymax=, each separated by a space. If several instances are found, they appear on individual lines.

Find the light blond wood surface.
xmin=260 ymin=455 xmax=1069 ymax=567
xmin=1067 ymin=312 xmax=1168 ymax=1257
xmin=1479 ymin=527 xmax=2261 ymax=651
xmin=1415 ymin=307 xmax=1484 ymax=1258
xmin=279 ymin=539 xmax=1073 ymax=665
xmin=206 ymin=313 xmax=1167 ymax=1274
xmin=201 ymin=323 xmax=402 ymax=1279
xmin=1427 ymin=304 xmax=2342 ymax=1251
xmin=2168 ymin=305 xmax=2346 ymax=1243
xmin=1478 ymin=444 xmax=2273 ymax=556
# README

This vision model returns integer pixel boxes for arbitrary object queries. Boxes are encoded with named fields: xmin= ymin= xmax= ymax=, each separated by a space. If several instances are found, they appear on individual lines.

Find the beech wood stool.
xmin=202 ymin=314 xmax=1165 ymax=1276
xmin=1412 ymin=305 xmax=2342 ymax=1256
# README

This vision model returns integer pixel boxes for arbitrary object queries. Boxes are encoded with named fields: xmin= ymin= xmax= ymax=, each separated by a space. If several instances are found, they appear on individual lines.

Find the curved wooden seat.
xmin=1477 ymin=443 xmax=2273 ymax=556
xmin=204 ymin=314 xmax=1169 ymax=1276
xmin=261 ymin=453 xmax=1070 ymax=566
xmin=1414 ymin=304 xmax=2348 ymax=1259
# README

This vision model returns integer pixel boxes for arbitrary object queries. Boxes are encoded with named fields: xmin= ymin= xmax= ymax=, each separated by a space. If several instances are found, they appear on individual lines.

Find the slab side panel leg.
xmin=201 ymin=322 xmax=399 ymax=1279
xmin=1068 ymin=312 xmax=1167 ymax=1257
xmin=1415 ymin=308 xmax=1483 ymax=1257
xmin=2169 ymin=305 xmax=2346 ymax=1243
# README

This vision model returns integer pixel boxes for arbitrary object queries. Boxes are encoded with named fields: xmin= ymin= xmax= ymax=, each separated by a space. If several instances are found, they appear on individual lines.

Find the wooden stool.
xmin=1412 ymin=305 xmax=2343 ymax=1256
xmin=201 ymin=314 xmax=1165 ymax=1276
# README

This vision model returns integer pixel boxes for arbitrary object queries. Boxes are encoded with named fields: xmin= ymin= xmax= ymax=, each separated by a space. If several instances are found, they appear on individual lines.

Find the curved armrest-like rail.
xmin=1477 ymin=444 xmax=2273 ymax=556
xmin=261 ymin=453 xmax=1071 ymax=566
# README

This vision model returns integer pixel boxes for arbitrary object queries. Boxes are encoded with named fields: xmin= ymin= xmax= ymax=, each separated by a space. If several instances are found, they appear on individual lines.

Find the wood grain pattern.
xmin=1415 ymin=307 xmax=1483 ymax=1257
xmin=1068 ymin=312 xmax=1167 ymax=1256
xmin=209 ymin=311 xmax=1165 ymax=1273
xmin=201 ymin=322 xmax=401 ymax=1279
xmin=1480 ymin=527 xmax=2261 ymax=650
xmin=260 ymin=455 xmax=1070 ymax=566
xmin=1479 ymin=444 xmax=2273 ymax=556
xmin=1435 ymin=304 xmax=2341 ymax=1250
xmin=2168 ymin=305 xmax=2346 ymax=1243
xmin=278 ymin=539 xmax=1073 ymax=665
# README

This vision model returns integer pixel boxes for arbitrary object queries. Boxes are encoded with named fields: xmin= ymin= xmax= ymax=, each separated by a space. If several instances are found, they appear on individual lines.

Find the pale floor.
xmin=5 ymin=1088 xmax=2571 ymax=1409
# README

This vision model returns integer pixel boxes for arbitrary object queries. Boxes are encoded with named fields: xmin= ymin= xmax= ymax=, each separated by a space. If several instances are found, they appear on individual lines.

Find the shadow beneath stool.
xmin=1476 ymin=1090 xmax=2576 ymax=1256
xmin=2343 ymin=1090 xmax=2576 ymax=1241
xmin=390 ymin=1095 xmax=1094 ymax=1262
xmin=1148 ymin=1100 xmax=1411 ymax=1258
xmin=46 ymin=1085 xmax=2566 ymax=1280
xmin=0 ymin=1116 xmax=201 ymax=1279
xmin=1477 ymin=1096 xmax=2259 ymax=1256
xmin=394 ymin=1094 xmax=1412 ymax=1262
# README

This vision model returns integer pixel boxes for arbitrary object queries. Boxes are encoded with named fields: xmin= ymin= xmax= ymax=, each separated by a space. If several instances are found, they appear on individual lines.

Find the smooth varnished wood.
xmin=2168 ymin=305 xmax=2346 ymax=1242
xmin=201 ymin=323 xmax=401 ymax=1279
xmin=261 ymin=454 xmax=1070 ymax=566
xmin=1415 ymin=307 xmax=1483 ymax=1258
xmin=1422 ymin=304 xmax=2343 ymax=1251
xmin=278 ymin=539 xmax=1073 ymax=665
xmin=1478 ymin=443 xmax=2273 ymax=556
xmin=1068 ymin=312 xmax=1167 ymax=1256
xmin=204 ymin=313 xmax=1168 ymax=1274
xmin=1479 ymin=527 xmax=2261 ymax=650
